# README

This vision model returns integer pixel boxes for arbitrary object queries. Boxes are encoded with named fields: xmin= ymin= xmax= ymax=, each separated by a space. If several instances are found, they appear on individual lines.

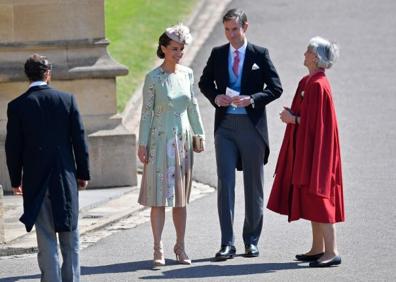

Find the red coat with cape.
xmin=267 ymin=71 xmax=345 ymax=223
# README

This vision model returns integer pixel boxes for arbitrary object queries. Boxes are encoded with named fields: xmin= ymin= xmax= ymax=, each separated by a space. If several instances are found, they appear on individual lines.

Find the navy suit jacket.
xmin=199 ymin=42 xmax=283 ymax=165
xmin=5 ymin=85 xmax=90 ymax=232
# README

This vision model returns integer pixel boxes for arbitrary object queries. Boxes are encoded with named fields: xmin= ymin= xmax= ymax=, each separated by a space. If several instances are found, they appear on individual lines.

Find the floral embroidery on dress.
xmin=178 ymin=137 xmax=185 ymax=159
xmin=142 ymin=85 xmax=154 ymax=119
xmin=158 ymin=68 xmax=171 ymax=87
xmin=166 ymin=167 xmax=175 ymax=199
xmin=167 ymin=137 xmax=176 ymax=158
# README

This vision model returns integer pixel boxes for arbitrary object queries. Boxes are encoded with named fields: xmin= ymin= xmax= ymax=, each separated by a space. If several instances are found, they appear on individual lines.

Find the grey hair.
xmin=308 ymin=36 xmax=339 ymax=69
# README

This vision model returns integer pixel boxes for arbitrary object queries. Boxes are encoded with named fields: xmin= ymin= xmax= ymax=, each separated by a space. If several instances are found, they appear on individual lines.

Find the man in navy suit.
xmin=5 ymin=54 xmax=90 ymax=281
xmin=199 ymin=8 xmax=282 ymax=261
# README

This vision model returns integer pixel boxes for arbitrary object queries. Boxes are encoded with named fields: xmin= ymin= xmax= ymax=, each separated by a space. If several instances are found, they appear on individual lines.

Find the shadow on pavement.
xmin=140 ymin=262 xmax=306 ymax=279
xmin=0 ymin=274 xmax=41 ymax=281
xmin=81 ymin=260 xmax=151 ymax=275
xmin=77 ymin=260 xmax=306 ymax=279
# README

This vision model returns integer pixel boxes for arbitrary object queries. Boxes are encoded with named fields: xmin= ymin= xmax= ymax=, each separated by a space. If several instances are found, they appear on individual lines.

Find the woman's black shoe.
xmin=295 ymin=252 xmax=324 ymax=262
xmin=309 ymin=256 xmax=342 ymax=267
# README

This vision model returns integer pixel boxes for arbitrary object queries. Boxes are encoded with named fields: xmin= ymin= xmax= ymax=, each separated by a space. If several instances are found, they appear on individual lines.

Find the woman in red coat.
xmin=267 ymin=36 xmax=344 ymax=267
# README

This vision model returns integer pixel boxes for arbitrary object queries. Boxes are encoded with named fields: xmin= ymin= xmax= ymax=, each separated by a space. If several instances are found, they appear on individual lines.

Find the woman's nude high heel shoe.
xmin=153 ymin=243 xmax=165 ymax=268
xmin=174 ymin=243 xmax=192 ymax=265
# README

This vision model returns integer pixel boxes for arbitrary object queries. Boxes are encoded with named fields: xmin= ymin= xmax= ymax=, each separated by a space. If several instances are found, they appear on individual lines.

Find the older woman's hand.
xmin=279 ymin=107 xmax=297 ymax=124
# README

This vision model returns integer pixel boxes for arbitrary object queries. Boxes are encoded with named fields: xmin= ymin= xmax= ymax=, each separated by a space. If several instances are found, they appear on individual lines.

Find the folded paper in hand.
xmin=226 ymin=87 xmax=239 ymax=97
xmin=226 ymin=87 xmax=239 ymax=107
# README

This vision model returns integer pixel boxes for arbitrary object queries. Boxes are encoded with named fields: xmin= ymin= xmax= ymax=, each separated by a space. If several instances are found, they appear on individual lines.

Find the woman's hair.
xmin=157 ymin=24 xmax=192 ymax=59
xmin=308 ymin=36 xmax=340 ymax=69
xmin=156 ymin=32 xmax=172 ymax=59
xmin=24 ymin=54 xmax=51 ymax=81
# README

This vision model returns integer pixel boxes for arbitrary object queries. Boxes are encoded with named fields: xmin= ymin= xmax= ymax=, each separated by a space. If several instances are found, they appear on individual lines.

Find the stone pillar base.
xmin=0 ymin=185 xmax=4 ymax=244
xmin=88 ymin=126 xmax=137 ymax=188
xmin=0 ymin=126 xmax=137 ymax=191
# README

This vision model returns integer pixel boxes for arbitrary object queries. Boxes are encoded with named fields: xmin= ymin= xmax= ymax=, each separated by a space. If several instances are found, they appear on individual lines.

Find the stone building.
xmin=0 ymin=0 xmax=137 ymax=191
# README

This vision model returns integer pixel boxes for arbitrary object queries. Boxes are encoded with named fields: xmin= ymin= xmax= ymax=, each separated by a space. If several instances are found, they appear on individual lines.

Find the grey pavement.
xmin=1 ymin=0 xmax=396 ymax=281
xmin=1 ymin=185 xmax=132 ymax=255
xmin=0 ymin=175 xmax=215 ymax=258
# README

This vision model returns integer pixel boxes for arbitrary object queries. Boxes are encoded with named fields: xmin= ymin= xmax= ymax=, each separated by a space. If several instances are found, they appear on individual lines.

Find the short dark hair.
xmin=156 ymin=33 xmax=172 ymax=59
xmin=223 ymin=8 xmax=248 ymax=27
xmin=24 ymin=54 xmax=51 ymax=81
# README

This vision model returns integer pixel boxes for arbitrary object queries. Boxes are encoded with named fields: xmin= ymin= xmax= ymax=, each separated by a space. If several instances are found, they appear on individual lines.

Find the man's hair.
xmin=222 ymin=8 xmax=248 ymax=27
xmin=24 ymin=54 xmax=51 ymax=81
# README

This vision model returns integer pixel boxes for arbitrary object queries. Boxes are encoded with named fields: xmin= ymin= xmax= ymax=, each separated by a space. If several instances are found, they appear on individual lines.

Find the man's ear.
xmin=44 ymin=69 xmax=51 ymax=83
xmin=242 ymin=22 xmax=249 ymax=32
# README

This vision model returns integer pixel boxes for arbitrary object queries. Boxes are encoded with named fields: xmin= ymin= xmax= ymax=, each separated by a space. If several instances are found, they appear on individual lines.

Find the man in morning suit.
xmin=199 ymin=9 xmax=282 ymax=261
xmin=5 ymin=54 xmax=90 ymax=281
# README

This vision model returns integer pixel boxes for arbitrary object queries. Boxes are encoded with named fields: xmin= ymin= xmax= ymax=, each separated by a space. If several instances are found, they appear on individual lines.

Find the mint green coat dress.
xmin=138 ymin=65 xmax=205 ymax=207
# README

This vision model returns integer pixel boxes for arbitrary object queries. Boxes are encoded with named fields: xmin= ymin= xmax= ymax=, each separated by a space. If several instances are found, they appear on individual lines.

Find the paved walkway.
xmin=1 ymin=185 xmax=132 ymax=256
xmin=0 ymin=175 xmax=214 ymax=258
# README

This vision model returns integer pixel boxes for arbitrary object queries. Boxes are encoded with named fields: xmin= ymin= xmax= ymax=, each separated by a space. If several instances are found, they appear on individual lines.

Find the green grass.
xmin=105 ymin=0 xmax=198 ymax=112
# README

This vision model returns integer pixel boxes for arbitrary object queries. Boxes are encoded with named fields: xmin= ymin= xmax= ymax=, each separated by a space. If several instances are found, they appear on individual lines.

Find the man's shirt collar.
xmin=29 ymin=81 xmax=47 ymax=89
xmin=230 ymin=39 xmax=248 ymax=56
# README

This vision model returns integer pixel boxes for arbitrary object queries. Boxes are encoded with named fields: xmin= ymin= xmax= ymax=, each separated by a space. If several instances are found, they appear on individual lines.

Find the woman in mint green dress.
xmin=137 ymin=24 xmax=205 ymax=268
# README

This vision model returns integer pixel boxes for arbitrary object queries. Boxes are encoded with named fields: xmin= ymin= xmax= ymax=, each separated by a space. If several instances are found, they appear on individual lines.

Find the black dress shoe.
xmin=309 ymin=256 xmax=342 ymax=267
xmin=214 ymin=245 xmax=236 ymax=261
xmin=295 ymin=252 xmax=324 ymax=262
xmin=244 ymin=244 xmax=259 ymax=257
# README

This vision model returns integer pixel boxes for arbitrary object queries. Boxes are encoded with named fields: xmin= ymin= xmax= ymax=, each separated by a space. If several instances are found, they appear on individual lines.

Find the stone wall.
xmin=0 ymin=0 xmax=137 ymax=191
xmin=0 ymin=185 xmax=4 ymax=243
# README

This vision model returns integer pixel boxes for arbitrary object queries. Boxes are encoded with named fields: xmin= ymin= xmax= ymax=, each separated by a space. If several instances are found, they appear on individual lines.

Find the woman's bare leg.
xmin=172 ymin=207 xmax=191 ymax=264
xmin=318 ymin=223 xmax=339 ymax=261
xmin=151 ymin=207 xmax=166 ymax=265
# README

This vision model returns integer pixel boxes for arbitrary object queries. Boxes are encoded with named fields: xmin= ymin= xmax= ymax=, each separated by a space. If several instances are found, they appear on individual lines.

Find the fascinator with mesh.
xmin=165 ymin=23 xmax=192 ymax=45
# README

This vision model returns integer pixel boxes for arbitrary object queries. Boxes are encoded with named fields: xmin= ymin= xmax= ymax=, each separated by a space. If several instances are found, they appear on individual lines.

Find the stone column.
xmin=0 ymin=0 xmax=137 ymax=190
xmin=0 ymin=185 xmax=4 ymax=243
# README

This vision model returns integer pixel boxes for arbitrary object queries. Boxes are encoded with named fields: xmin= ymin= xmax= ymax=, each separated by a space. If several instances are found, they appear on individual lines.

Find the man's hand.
xmin=231 ymin=95 xmax=251 ymax=107
xmin=215 ymin=95 xmax=232 ymax=107
xmin=12 ymin=186 xmax=23 ymax=196
xmin=77 ymin=179 xmax=88 ymax=190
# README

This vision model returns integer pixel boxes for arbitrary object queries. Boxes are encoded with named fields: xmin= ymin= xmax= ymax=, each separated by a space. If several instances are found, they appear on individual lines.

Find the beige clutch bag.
xmin=192 ymin=135 xmax=205 ymax=151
